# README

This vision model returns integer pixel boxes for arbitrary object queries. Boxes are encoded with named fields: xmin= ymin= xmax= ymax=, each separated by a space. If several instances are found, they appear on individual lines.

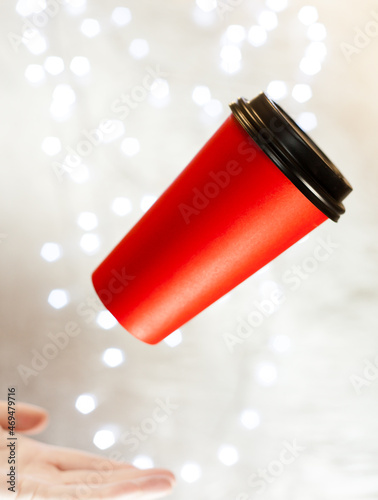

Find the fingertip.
xmin=165 ymin=471 xmax=176 ymax=487
xmin=16 ymin=403 xmax=49 ymax=435
xmin=152 ymin=469 xmax=176 ymax=486
xmin=138 ymin=475 xmax=175 ymax=499
xmin=147 ymin=469 xmax=176 ymax=487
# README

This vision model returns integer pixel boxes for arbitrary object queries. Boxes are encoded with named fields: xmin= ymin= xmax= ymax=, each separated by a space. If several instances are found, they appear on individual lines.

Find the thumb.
xmin=0 ymin=400 xmax=49 ymax=435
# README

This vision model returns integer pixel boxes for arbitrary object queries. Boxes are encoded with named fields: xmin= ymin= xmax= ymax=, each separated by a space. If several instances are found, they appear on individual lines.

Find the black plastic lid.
xmin=230 ymin=92 xmax=352 ymax=222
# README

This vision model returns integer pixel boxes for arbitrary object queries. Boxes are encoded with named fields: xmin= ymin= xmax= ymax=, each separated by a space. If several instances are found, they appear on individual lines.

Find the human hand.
xmin=0 ymin=400 xmax=175 ymax=499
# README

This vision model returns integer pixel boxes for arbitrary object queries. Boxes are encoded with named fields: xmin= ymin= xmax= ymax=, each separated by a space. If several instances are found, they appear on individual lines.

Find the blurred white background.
xmin=1 ymin=0 xmax=378 ymax=498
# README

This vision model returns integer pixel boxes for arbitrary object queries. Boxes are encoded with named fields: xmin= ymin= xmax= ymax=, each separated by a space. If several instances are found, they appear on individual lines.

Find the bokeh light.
xmin=25 ymin=64 xmax=45 ymax=84
xmin=75 ymin=394 xmax=97 ymax=414
xmin=44 ymin=56 xmax=65 ymax=75
xmin=240 ymin=409 xmax=261 ymax=430
xmin=203 ymin=99 xmax=223 ymax=117
xmin=297 ymin=111 xmax=318 ymax=131
xmin=266 ymin=0 xmax=288 ymax=12
xmin=77 ymin=212 xmax=98 ymax=231
xmin=180 ymin=463 xmax=202 ymax=483
xmin=80 ymin=18 xmax=101 ymax=37
xmin=93 ymin=430 xmax=115 ymax=450
xmin=102 ymin=347 xmax=125 ymax=367
xmin=225 ymin=24 xmax=246 ymax=43
xmin=48 ymin=289 xmax=69 ymax=309
xmin=217 ymin=445 xmax=239 ymax=466
xmin=266 ymin=80 xmax=287 ymax=101
xmin=41 ymin=136 xmax=61 ymax=156
xmin=195 ymin=0 xmax=217 ymax=12
xmin=96 ymin=311 xmax=118 ymax=331
xmin=65 ymin=0 xmax=87 ymax=14
xmin=132 ymin=455 xmax=154 ymax=469
xmin=111 ymin=6 xmax=132 ymax=26
xmin=52 ymin=83 xmax=76 ymax=106
xmin=307 ymin=22 xmax=327 ymax=42
xmin=121 ymin=137 xmax=140 ymax=156
xmin=111 ymin=197 xmax=133 ymax=216
xmin=70 ymin=56 xmax=91 ymax=76
xmin=79 ymin=233 xmax=100 ymax=254
xmin=40 ymin=242 xmax=62 ymax=262
xmin=220 ymin=44 xmax=242 ymax=64
xmin=150 ymin=78 xmax=170 ymax=100
xmin=298 ymin=6 xmax=319 ymax=26
xmin=248 ymin=25 xmax=267 ymax=47
xmin=256 ymin=362 xmax=278 ymax=386
xmin=270 ymin=334 xmax=291 ymax=353
xmin=258 ymin=10 xmax=278 ymax=31
xmin=292 ymin=83 xmax=313 ymax=103
xmin=129 ymin=38 xmax=150 ymax=59
xmin=192 ymin=85 xmax=211 ymax=106
xmin=300 ymin=56 xmax=321 ymax=75
xmin=23 ymin=30 xmax=48 ymax=55
xmin=69 ymin=163 xmax=90 ymax=184
xmin=140 ymin=195 xmax=157 ymax=213
xmin=164 ymin=329 xmax=183 ymax=348
xmin=16 ymin=0 xmax=47 ymax=16
xmin=306 ymin=41 xmax=327 ymax=62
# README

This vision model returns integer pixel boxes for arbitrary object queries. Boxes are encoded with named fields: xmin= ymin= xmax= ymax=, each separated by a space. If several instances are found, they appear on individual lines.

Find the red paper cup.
xmin=92 ymin=92 xmax=352 ymax=344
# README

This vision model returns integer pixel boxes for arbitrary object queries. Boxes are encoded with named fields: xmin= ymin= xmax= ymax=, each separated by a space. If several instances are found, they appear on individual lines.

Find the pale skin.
xmin=0 ymin=401 xmax=175 ymax=499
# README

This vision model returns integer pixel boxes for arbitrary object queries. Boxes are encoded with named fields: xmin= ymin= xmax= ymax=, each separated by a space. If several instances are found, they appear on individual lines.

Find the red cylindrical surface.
xmin=92 ymin=115 xmax=328 ymax=344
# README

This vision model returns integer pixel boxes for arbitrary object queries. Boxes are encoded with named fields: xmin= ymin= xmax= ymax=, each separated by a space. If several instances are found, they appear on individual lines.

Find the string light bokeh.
xmin=1 ymin=0 xmax=377 ymax=498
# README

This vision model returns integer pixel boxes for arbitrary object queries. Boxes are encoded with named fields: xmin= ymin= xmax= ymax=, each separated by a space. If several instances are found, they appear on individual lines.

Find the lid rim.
xmin=229 ymin=93 xmax=352 ymax=222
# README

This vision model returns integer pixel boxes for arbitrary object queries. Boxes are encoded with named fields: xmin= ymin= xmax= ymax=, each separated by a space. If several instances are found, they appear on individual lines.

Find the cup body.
xmin=92 ymin=108 xmax=333 ymax=344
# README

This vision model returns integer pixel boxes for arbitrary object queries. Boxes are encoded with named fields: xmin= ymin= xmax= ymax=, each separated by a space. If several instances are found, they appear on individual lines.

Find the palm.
xmin=0 ymin=403 xmax=174 ymax=499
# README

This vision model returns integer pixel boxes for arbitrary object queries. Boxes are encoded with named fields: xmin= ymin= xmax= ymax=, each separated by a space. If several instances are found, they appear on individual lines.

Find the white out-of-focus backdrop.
xmin=1 ymin=0 xmax=378 ymax=499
